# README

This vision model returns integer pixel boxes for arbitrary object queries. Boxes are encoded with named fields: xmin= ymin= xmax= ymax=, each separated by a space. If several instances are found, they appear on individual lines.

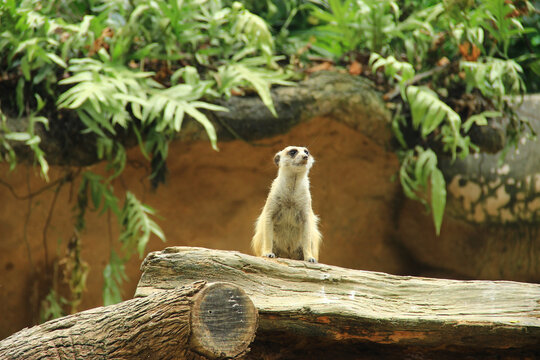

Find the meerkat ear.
xmin=274 ymin=153 xmax=280 ymax=166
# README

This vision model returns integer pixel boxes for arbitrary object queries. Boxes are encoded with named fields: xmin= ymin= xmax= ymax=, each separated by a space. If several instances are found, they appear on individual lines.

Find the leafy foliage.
xmin=460 ymin=58 xmax=525 ymax=104
xmin=215 ymin=59 xmax=294 ymax=116
xmin=102 ymin=251 xmax=127 ymax=306
xmin=0 ymin=101 xmax=49 ymax=179
xmin=0 ymin=0 xmax=292 ymax=314
xmin=306 ymin=0 xmax=402 ymax=56
xmin=358 ymin=1 xmax=536 ymax=234
xmin=119 ymin=192 xmax=165 ymax=259
xmin=40 ymin=289 xmax=67 ymax=323
xmin=400 ymin=147 xmax=446 ymax=234
xmin=75 ymin=171 xmax=165 ymax=305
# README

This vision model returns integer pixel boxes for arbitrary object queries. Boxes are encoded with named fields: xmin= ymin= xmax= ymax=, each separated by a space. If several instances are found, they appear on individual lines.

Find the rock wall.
xmin=397 ymin=95 xmax=540 ymax=281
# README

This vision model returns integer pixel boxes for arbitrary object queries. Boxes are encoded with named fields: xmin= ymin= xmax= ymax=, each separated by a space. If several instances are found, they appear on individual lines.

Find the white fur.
xmin=252 ymin=146 xmax=322 ymax=262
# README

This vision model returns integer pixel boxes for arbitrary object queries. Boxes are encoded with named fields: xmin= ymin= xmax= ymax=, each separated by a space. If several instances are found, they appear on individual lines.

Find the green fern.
xmin=232 ymin=2 xmax=275 ymax=63
xmin=400 ymin=147 xmax=446 ymax=235
xmin=406 ymin=86 xmax=462 ymax=154
xmin=1 ymin=94 xmax=50 ymax=180
xmin=215 ymin=59 xmax=294 ymax=117
xmin=76 ymin=173 xmax=164 ymax=306
xmin=40 ymin=289 xmax=67 ymax=322
xmin=461 ymin=58 xmax=525 ymax=105
xmin=57 ymin=52 xmax=152 ymax=135
xmin=81 ymin=172 xmax=120 ymax=216
xmin=143 ymin=84 xmax=228 ymax=150
xmin=370 ymin=54 xmax=492 ymax=235
xmin=102 ymin=251 xmax=127 ymax=306
xmin=0 ymin=110 xmax=17 ymax=171
xmin=370 ymin=53 xmax=415 ymax=84
xmin=119 ymin=192 xmax=165 ymax=259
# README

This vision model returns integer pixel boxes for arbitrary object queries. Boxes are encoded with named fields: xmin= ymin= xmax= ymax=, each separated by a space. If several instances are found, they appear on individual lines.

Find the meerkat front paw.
xmin=306 ymin=257 xmax=317 ymax=263
xmin=264 ymin=253 xmax=276 ymax=258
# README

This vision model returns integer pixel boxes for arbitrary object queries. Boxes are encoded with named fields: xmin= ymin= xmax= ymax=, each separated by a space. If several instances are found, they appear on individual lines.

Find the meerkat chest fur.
xmin=252 ymin=146 xmax=322 ymax=263
xmin=269 ymin=173 xmax=310 ymax=231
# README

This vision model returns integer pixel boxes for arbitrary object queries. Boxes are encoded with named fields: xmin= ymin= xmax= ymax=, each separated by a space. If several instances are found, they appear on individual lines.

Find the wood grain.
xmin=0 ymin=281 xmax=257 ymax=360
xmin=136 ymin=246 xmax=540 ymax=351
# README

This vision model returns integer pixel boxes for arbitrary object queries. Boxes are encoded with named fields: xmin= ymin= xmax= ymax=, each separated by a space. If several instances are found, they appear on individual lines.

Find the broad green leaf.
xmin=184 ymin=103 xmax=218 ymax=150
xmin=430 ymin=168 xmax=446 ymax=236
xmin=90 ymin=179 xmax=102 ymax=210
xmin=414 ymin=148 xmax=436 ymax=187
xmin=463 ymin=111 xmax=501 ymax=132
xmin=421 ymin=104 xmax=447 ymax=137
xmin=173 ymin=106 xmax=185 ymax=132
xmin=234 ymin=64 xmax=277 ymax=116
xmin=16 ymin=78 xmax=24 ymax=116
xmin=58 ymin=71 xmax=93 ymax=85
xmin=21 ymin=56 xmax=30 ymax=80
xmin=5 ymin=132 xmax=31 ymax=141
xmin=391 ymin=117 xmax=407 ymax=148
xmin=46 ymin=53 xmax=67 ymax=68
xmin=25 ymin=135 xmax=41 ymax=145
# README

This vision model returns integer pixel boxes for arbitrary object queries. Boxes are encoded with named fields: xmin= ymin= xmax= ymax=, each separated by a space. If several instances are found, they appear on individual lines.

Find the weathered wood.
xmin=189 ymin=283 xmax=258 ymax=358
xmin=0 ymin=281 xmax=257 ymax=360
xmin=136 ymin=247 xmax=540 ymax=353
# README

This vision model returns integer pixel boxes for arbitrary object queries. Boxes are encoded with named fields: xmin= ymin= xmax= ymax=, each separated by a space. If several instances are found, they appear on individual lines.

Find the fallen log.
xmin=136 ymin=247 xmax=540 ymax=355
xmin=0 ymin=281 xmax=257 ymax=360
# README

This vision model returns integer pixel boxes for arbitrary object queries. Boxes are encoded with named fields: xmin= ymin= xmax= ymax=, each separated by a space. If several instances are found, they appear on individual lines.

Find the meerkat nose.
xmin=302 ymin=155 xmax=308 ymax=160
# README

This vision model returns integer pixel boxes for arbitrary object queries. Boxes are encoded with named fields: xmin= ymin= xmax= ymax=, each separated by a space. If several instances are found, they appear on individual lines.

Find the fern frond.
xmin=119 ymin=192 xmax=165 ymax=259
xmin=399 ymin=147 xmax=446 ymax=235
xmin=58 ymin=59 xmax=152 ymax=134
xmin=215 ymin=62 xmax=293 ymax=117
xmin=406 ymin=86 xmax=460 ymax=137
xmin=143 ymin=84 xmax=227 ymax=150
xmin=461 ymin=58 xmax=525 ymax=102
xmin=102 ymin=251 xmax=126 ymax=306
xmin=369 ymin=53 xmax=415 ymax=84
xmin=233 ymin=3 xmax=275 ymax=61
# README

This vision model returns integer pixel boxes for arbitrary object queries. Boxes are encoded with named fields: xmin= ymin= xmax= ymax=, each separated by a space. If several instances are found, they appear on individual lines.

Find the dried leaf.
xmin=306 ymin=61 xmax=333 ymax=74
xmin=436 ymin=57 xmax=450 ymax=67
xmin=348 ymin=60 xmax=363 ymax=75
xmin=230 ymin=89 xmax=244 ymax=96
xmin=458 ymin=42 xmax=481 ymax=61
xmin=88 ymin=27 xmax=114 ymax=56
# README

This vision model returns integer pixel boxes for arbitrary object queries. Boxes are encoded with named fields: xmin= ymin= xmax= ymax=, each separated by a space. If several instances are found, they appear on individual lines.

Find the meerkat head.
xmin=274 ymin=146 xmax=314 ymax=173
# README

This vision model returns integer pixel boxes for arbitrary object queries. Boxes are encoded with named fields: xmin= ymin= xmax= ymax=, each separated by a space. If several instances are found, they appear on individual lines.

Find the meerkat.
xmin=252 ymin=146 xmax=322 ymax=263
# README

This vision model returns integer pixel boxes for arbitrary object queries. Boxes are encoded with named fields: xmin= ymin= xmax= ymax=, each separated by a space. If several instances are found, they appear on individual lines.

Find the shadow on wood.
xmin=136 ymin=247 xmax=540 ymax=358
xmin=0 ymin=281 xmax=257 ymax=360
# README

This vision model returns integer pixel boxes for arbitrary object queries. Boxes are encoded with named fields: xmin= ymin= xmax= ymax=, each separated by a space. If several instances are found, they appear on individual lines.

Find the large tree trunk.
xmin=0 ymin=281 xmax=258 ymax=360
xmin=135 ymin=247 xmax=540 ymax=358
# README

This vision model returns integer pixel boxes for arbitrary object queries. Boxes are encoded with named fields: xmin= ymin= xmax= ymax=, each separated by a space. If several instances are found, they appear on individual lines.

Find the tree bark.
xmin=136 ymin=247 xmax=540 ymax=354
xmin=0 ymin=281 xmax=257 ymax=360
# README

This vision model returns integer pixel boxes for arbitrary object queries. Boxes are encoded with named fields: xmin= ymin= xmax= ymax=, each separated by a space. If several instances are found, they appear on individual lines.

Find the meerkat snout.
xmin=252 ymin=146 xmax=322 ymax=262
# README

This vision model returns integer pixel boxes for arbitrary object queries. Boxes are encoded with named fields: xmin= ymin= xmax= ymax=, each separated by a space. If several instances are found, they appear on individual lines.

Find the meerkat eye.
xmin=288 ymin=149 xmax=298 ymax=157
xmin=304 ymin=149 xmax=309 ymax=155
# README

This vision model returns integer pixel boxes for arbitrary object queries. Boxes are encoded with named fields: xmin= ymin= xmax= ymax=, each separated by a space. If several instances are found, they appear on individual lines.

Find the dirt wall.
xmin=0 ymin=117 xmax=411 ymax=339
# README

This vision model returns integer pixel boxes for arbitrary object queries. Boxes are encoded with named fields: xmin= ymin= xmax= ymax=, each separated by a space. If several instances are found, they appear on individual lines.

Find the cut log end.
xmin=189 ymin=282 xmax=258 ymax=359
